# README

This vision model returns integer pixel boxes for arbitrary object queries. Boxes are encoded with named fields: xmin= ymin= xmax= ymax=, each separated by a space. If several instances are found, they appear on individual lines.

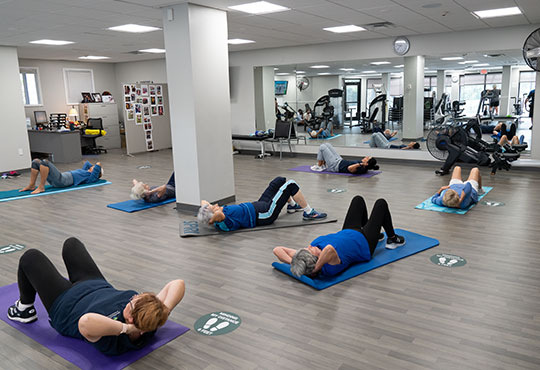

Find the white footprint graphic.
xmin=203 ymin=318 xmax=218 ymax=330
xmin=447 ymin=259 xmax=458 ymax=266
xmin=439 ymin=257 xmax=447 ymax=265
xmin=210 ymin=321 xmax=230 ymax=332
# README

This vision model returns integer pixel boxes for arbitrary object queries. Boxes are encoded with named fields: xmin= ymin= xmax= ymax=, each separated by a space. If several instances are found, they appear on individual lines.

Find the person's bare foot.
xmin=19 ymin=186 xmax=36 ymax=192
xmin=31 ymin=186 xmax=45 ymax=194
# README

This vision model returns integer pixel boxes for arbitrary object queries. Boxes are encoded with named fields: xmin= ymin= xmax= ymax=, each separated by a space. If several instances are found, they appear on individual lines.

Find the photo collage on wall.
xmin=123 ymin=83 xmax=164 ymax=151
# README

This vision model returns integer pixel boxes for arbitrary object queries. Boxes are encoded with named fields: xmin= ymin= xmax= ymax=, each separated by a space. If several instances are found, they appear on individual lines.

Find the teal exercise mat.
xmin=272 ymin=229 xmax=439 ymax=290
xmin=107 ymin=198 xmax=175 ymax=213
xmin=180 ymin=213 xmax=337 ymax=237
xmin=363 ymin=137 xmax=398 ymax=144
xmin=0 ymin=180 xmax=111 ymax=202
xmin=307 ymin=134 xmax=342 ymax=140
xmin=415 ymin=186 xmax=492 ymax=214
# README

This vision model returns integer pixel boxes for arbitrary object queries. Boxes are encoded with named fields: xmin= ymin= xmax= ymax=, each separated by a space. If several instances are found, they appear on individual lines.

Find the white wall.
xmin=18 ymin=59 xmax=116 ymax=125
xmin=0 ymin=47 xmax=31 ymax=172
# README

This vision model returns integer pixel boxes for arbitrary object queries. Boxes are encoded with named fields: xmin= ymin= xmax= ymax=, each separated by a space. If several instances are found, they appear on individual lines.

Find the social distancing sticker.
xmin=0 ymin=244 xmax=26 ymax=255
xmin=430 ymin=253 xmax=466 ymax=267
xmin=194 ymin=312 xmax=241 ymax=336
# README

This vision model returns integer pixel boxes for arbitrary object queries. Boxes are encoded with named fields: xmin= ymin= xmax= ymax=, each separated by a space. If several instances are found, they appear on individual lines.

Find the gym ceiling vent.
xmin=363 ymin=21 xmax=396 ymax=29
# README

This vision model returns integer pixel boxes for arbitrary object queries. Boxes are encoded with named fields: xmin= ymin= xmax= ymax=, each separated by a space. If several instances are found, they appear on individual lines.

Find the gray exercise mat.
xmin=180 ymin=214 xmax=337 ymax=237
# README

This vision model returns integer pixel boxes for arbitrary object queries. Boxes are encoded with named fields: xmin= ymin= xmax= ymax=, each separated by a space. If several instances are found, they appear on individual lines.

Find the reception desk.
xmin=27 ymin=130 xmax=82 ymax=163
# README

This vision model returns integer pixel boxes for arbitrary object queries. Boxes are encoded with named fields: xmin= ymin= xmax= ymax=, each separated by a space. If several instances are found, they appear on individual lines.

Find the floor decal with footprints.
xmin=194 ymin=312 xmax=241 ymax=336
xmin=430 ymin=253 xmax=467 ymax=268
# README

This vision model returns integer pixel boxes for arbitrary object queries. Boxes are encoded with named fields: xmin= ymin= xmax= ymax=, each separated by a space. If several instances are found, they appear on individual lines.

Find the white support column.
xmin=531 ymin=69 xmax=540 ymax=160
xmin=163 ymin=3 xmax=235 ymax=210
xmin=450 ymin=72 xmax=460 ymax=102
xmin=437 ymin=70 xmax=445 ymax=99
xmin=500 ymin=65 xmax=512 ymax=116
xmin=403 ymin=56 xmax=424 ymax=139
xmin=254 ymin=66 xmax=276 ymax=131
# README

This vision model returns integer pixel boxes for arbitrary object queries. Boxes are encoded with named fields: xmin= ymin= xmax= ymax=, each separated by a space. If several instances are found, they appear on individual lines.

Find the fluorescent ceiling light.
xmin=138 ymin=48 xmax=165 ymax=54
xmin=317 ymin=72 xmax=331 ymax=75
xmin=274 ymin=68 xmax=279 ymax=70
xmin=361 ymin=70 xmax=377 ymax=73
xmin=441 ymin=56 xmax=463 ymax=60
xmin=340 ymin=68 xmax=355 ymax=71
xmin=360 ymin=74 xmax=381 ymax=77
xmin=228 ymin=1 xmax=289 ymax=15
xmin=458 ymin=60 xmax=479 ymax=64
xmin=78 ymin=56 xmax=110 ymax=60
xmin=310 ymin=65 xmax=329 ymax=69
xmin=295 ymin=71 xmax=306 ymax=74
xmin=29 ymin=39 xmax=74 ymax=45
xmin=472 ymin=7 xmax=521 ymax=19
xmin=108 ymin=24 xmax=161 ymax=33
xmin=323 ymin=25 xmax=365 ymax=33
xmin=371 ymin=61 xmax=391 ymax=65
xmin=394 ymin=65 xmax=404 ymax=68
xmin=473 ymin=63 xmax=489 ymax=67
xmin=425 ymin=70 xmax=437 ymax=73
xmin=228 ymin=38 xmax=255 ymax=45
xmin=275 ymin=72 xmax=289 ymax=75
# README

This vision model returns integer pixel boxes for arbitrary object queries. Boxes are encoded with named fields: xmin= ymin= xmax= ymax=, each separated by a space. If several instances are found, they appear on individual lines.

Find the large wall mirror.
xmin=268 ymin=49 xmax=535 ymax=156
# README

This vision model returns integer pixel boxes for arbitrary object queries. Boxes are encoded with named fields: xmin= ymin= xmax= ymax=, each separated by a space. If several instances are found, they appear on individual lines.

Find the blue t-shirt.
xmin=431 ymin=182 xmax=478 ymax=209
xmin=70 ymin=161 xmax=101 ymax=186
xmin=214 ymin=203 xmax=256 ymax=231
xmin=48 ymin=279 xmax=155 ymax=356
xmin=311 ymin=229 xmax=371 ymax=276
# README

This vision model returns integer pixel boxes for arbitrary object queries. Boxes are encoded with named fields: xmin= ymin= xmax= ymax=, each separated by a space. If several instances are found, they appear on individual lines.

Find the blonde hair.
xmin=131 ymin=293 xmax=169 ymax=332
xmin=443 ymin=189 xmax=460 ymax=208
xmin=130 ymin=181 xmax=145 ymax=200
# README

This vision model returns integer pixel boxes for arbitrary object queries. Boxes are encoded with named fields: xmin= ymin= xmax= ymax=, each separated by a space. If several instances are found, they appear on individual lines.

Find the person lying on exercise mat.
xmin=431 ymin=166 xmax=482 ymax=209
xmin=309 ymin=119 xmax=333 ymax=139
xmin=20 ymin=159 xmax=102 ymax=194
xmin=198 ymin=176 xmax=327 ymax=232
xmin=369 ymin=132 xmax=420 ymax=150
xmin=373 ymin=128 xmax=398 ymax=140
xmin=131 ymin=172 xmax=175 ymax=203
xmin=7 ymin=237 xmax=185 ymax=356
xmin=311 ymin=143 xmax=379 ymax=174
xmin=273 ymin=195 xmax=405 ymax=278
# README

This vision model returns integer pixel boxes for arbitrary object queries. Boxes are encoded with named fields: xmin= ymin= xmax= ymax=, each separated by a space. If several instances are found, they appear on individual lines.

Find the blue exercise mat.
xmin=107 ymin=198 xmax=176 ymax=213
xmin=0 ymin=180 xmax=111 ymax=202
xmin=308 ymin=134 xmax=342 ymax=140
xmin=363 ymin=137 xmax=397 ymax=144
xmin=415 ymin=186 xmax=492 ymax=214
xmin=273 ymin=229 xmax=438 ymax=290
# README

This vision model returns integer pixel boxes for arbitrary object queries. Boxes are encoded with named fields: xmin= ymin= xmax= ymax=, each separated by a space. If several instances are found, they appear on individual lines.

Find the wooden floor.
xmin=1 ymin=149 xmax=540 ymax=370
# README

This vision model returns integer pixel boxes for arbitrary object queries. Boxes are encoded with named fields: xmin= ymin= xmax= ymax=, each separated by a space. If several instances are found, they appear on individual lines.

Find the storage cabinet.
xmin=79 ymin=103 xmax=120 ymax=149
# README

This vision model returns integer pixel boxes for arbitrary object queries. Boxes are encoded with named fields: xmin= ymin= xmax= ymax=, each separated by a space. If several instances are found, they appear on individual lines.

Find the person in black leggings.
xmin=273 ymin=196 xmax=405 ymax=277
xmin=7 ymin=237 xmax=185 ymax=356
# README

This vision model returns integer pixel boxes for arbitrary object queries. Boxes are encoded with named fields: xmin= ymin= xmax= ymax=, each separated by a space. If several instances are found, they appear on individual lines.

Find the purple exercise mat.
xmin=288 ymin=165 xmax=381 ymax=177
xmin=0 ymin=283 xmax=189 ymax=370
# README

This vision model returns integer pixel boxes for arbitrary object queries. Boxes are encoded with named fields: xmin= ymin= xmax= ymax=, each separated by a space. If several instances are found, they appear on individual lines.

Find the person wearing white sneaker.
xmin=313 ymin=143 xmax=379 ymax=175
xmin=274 ymin=195 xmax=405 ymax=278
xmin=7 ymin=237 xmax=185 ymax=356
xmin=198 ymin=176 xmax=326 ymax=232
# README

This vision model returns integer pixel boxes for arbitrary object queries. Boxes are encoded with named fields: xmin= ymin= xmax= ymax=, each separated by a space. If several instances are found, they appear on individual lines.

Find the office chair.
xmin=81 ymin=118 xmax=107 ymax=154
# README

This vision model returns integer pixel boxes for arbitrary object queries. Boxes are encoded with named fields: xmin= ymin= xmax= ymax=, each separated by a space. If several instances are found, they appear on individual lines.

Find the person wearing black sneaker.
xmin=273 ymin=195 xmax=405 ymax=278
xmin=198 ymin=176 xmax=326 ymax=232
xmin=7 ymin=237 xmax=185 ymax=356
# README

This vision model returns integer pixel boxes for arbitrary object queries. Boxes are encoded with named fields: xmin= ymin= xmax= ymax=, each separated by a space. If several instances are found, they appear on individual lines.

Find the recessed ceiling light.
xmin=317 ymin=72 xmax=331 ymax=75
xmin=138 ymin=48 xmax=166 ymax=54
xmin=472 ymin=7 xmax=521 ymax=19
xmin=371 ymin=61 xmax=391 ymax=65
xmin=228 ymin=1 xmax=289 ymax=15
xmin=310 ymin=65 xmax=329 ymax=69
xmin=425 ymin=70 xmax=437 ymax=73
xmin=394 ymin=65 xmax=404 ymax=68
xmin=108 ymin=24 xmax=161 ymax=33
xmin=472 ymin=63 xmax=489 ymax=67
xmin=340 ymin=68 xmax=355 ymax=71
xmin=274 ymin=68 xmax=279 ymax=70
xmin=441 ymin=57 xmax=463 ymax=60
xmin=78 ymin=56 xmax=110 ymax=60
xmin=323 ymin=25 xmax=366 ymax=33
xmin=458 ymin=60 xmax=479 ymax=64
xmin=228 ymin=38 xmax=255 ymax=45
xmin=295 ymin=71 xmax=306 ymax=74
xmin=275 ymin=72 xmax=289 ymax=75
xmin=29 ymin=39 xmax=74 ymax=45
xmin=361 ymin=70 xmax=377 ymax=73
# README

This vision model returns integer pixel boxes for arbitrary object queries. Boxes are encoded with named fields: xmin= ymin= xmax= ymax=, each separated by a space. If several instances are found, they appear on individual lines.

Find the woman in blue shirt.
xmin=273 ymin=195 xmax=405 ymax=277
xmin=431 ymin=166 xmax=482 ymax=209
xmin=198 ymin=176 xmax=326 ymax=232
xmin=7 ymin=237 xmax=185 ymax=356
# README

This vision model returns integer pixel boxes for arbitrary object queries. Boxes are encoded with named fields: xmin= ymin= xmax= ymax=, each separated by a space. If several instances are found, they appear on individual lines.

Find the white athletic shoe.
xmin=310 ymin=165 xmax=325 ymax=172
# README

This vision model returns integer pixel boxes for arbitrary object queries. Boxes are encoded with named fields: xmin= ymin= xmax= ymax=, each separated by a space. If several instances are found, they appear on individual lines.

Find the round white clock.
xmin=393 ymin=36 xmax=410 ymax=56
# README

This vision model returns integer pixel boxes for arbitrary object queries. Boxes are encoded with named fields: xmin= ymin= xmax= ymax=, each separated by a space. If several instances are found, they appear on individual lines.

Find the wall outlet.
xmin=18 ymin=148 xmax=23 ymax=156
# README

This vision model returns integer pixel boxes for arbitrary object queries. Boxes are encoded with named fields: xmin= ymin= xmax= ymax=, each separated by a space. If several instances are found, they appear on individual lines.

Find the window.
xmin=518 ymin=71 xmax=536 ymax=114
xmin=20 ymin=68 xmax=42 ymax=106
xmin=366 ymin=78 xmax=382 ymax=107
xmin=63 ymin=68 xmax=95 ymax=105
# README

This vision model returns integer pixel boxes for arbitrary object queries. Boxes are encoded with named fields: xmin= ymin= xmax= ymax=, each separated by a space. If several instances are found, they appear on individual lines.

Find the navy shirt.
xmin=431 ymin=182 xmax=478 ymax=209
xmin=70 ymin=161 xmax=101 ymax=186
xmin=311 ymin=229 xmax=371 ymax=276
xmin=214 ymin=203 xmax=256 ymax=231
xmin=338 ymin=159 xmax=367 ymax=174
xmin=48 ymin=279 xmax=155 ymax=356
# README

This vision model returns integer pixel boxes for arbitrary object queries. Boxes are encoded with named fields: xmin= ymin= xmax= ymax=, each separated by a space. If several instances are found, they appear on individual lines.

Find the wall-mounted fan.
xmin=523 ymin=27 xmax=540 ymax=72
xmin=296 ymin=77 xmax=310 ymax=91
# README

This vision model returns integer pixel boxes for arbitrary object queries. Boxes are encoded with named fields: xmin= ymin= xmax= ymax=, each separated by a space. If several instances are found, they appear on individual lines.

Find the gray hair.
xmin=197 ymin=204 xmax=214 ymax=225
xmin=290 ymin=249 xmax=318 ymax=277
xmin=130 ymin=181 xmax=145 ymax=200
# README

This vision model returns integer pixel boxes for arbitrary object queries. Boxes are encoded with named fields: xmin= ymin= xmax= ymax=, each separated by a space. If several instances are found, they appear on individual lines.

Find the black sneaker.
xmin=386 ymin=235 xmax=405 ymax=250
xmin=378 ymin=233 xmax=385 ymax=242
xmin=7 ymin=300 xmax=37 ymax=323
